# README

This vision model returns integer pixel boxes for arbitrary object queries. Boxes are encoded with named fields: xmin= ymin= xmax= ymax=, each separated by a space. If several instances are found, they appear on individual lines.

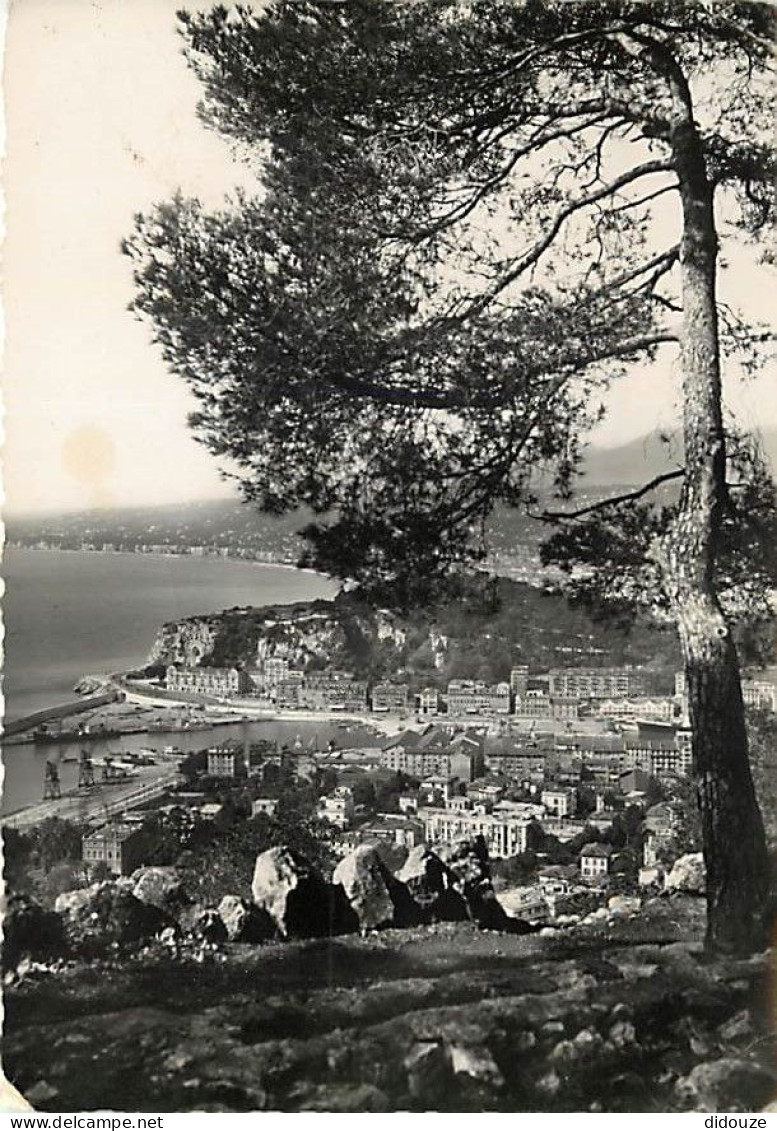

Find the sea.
xmin=1 ymin=547 xmax=343 ymax=814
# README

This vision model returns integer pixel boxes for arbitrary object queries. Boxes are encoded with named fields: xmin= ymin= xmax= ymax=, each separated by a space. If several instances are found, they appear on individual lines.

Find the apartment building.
xmin=548 ymin=667 xmax=647 ymax=700
xmin=166 ymin=665 xmax=250 ymax=698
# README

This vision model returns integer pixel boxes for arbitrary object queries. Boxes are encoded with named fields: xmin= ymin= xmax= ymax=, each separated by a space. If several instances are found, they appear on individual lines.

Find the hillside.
xmin=581 ymin=426 xmax=777 ymax=486
xmin=148 ymin=579 xmax=681 ymax=688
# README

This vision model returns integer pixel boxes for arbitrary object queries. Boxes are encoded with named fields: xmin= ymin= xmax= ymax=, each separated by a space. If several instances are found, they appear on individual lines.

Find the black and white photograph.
xmin=2 ymin=0 xmax=776 ymax=1115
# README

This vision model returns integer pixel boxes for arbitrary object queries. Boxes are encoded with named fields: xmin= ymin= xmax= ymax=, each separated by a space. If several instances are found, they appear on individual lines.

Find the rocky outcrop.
xmin=56 ymin=882 xmax=173 ymax=955
xmin=333 ymin=846 xmax=395 ymax=931
xmin=217 ymin=895 xmax=276 ymax=943
xmin=436 ymin=837 xmax=532 ymax=933
xmin=665 ymin=853 xmax=706 ymax=895
xmin=131 ymin=867 xmax=186 ymax=911
xmin=673 ymin=1057 xmax=775 ymax=1112
xmin=333 ymin=845 xmax=421 ymax=931
xmin=397 ymin=845 xmax=468 ymax=922
xmin=147 ymin=616 xmax=220 ymax=668
xmin=252 ymin=846 xmax=357 ymax=939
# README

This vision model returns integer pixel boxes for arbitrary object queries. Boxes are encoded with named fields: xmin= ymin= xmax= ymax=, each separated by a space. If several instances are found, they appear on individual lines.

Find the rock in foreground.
xmin=252 ymin=846 xmax=357 ymax=939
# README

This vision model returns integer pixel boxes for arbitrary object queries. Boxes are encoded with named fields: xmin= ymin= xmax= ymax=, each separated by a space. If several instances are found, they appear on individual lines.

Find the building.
xmin=299 ymin=672 xmax=369 ymax=712
xmin=207 ymin=744 xmax=246 ymax=779
xmin=371 ymin=682 xmax=410 ymax=713
xmin=419 ymin=774 xmax=459 ymax=807
xmin=597 ymin=697 xmax=675 ymax=723
xmin=417 ymin=687 xmax=440 ymax=716
xmin=276 ymin=676 xmax=303 ymax=709
xmin=82 ymin=823 xmax=153 ymax=876
xmin=422 ymin=806 xmax=534 ymax=858
xmin=510 ymin=666 xmax=530 ymax=698
xmin=541 ymin=786 xmax=577 ymax=818
xmin=166 ymin=665 xmax=250 ymax=699
xmin=263 ymin=656 xmax=290 ymax=686
xmin=358 ymin=814 xmax=425 ymax=849
xmin=467 ymin=778 xmax=506 ymax=806
xmin=514 ymin=690 xmax=551 ymax=718
xmin=380 ymin=727 xmax=485 ymax=781
xmin=199 ymin=802 xmax=225 ymax=821
xmin=617 ymin=768 xmax=656 ymax=795
xmin=446 ymin=680 xmax=511 ymax=716
xmin=252 ymin=797 xmax=278 ymax=817
xmin=484 ymin=739 xmax=548 ymax=783
xmin=548 ymin=667 xmax=647 ymax=700
xmin=318 ymin=786 xmax=355 ymax=829
xmin=741 ymin=679 xmax=777 ymax=712
xmin=579 ymin=842 xmax=614 ymax=879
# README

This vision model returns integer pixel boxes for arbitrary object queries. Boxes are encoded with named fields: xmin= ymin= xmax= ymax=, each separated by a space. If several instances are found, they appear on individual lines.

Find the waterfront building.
xmin=166 ymin=665 xmax=249 ymax=698
xmin=548 ymin=667 xmax=647 ymax=700
xmin=263 ymin=656 xmax=290 ymax=686
xmin=597 ymin=697 xmax=675 ymax=723
xmin=371 ymin=682 xmax=410 ymax=713
xmin=446 ymin=680 xmax=511 ymax=716
xmin=298 ymin=671 xmax=369 ymax=712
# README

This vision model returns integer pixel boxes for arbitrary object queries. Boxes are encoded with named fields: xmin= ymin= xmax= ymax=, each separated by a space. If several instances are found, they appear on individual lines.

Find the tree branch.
xmin=538 ymin=468 xmax=685 ymax=522
xmin=462 ymin=159 xmax=675 ymax=319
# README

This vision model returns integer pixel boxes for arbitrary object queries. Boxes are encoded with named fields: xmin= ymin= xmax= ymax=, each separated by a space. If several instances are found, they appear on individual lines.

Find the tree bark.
xmin=659 ymin=65 xmax=770 ymax=954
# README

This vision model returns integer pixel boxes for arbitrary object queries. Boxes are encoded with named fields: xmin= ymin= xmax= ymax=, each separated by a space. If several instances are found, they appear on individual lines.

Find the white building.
xmin=422 ymin=806 xmax=533 ymax=858
xmin=597 ymin=697 xmax=675 ymax=723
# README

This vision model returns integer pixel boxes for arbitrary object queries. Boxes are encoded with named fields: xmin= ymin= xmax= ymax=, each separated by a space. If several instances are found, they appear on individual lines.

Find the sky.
xmin=2 ymin=0 xmax=776 ymax=516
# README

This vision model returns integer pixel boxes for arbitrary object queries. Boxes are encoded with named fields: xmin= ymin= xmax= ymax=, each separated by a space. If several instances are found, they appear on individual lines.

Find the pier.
xmin=2 ymin=768 xmax=181 ymax=830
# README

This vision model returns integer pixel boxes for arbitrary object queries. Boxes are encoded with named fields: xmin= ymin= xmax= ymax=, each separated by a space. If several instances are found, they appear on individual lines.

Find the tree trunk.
xmin=663 ymin=85 xmax=770 ymax=953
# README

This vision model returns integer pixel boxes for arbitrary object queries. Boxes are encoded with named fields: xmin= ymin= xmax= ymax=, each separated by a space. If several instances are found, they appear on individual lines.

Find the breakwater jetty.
xmin=2 ymin=690 xmax=120 ymax=739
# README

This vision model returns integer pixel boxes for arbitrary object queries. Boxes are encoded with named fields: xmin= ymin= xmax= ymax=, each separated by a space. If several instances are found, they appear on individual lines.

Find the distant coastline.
xmin=3 ymin=540 xmax=323 ymax=575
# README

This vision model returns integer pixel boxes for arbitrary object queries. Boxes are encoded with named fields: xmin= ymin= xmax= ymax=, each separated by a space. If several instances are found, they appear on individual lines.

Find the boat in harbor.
xmin=33 ymin=726 xmax=122 ymax=745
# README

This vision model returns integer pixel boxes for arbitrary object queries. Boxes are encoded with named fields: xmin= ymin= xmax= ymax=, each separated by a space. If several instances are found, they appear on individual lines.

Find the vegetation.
xmin=195 ymin=578 xmax=681 ymax=687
